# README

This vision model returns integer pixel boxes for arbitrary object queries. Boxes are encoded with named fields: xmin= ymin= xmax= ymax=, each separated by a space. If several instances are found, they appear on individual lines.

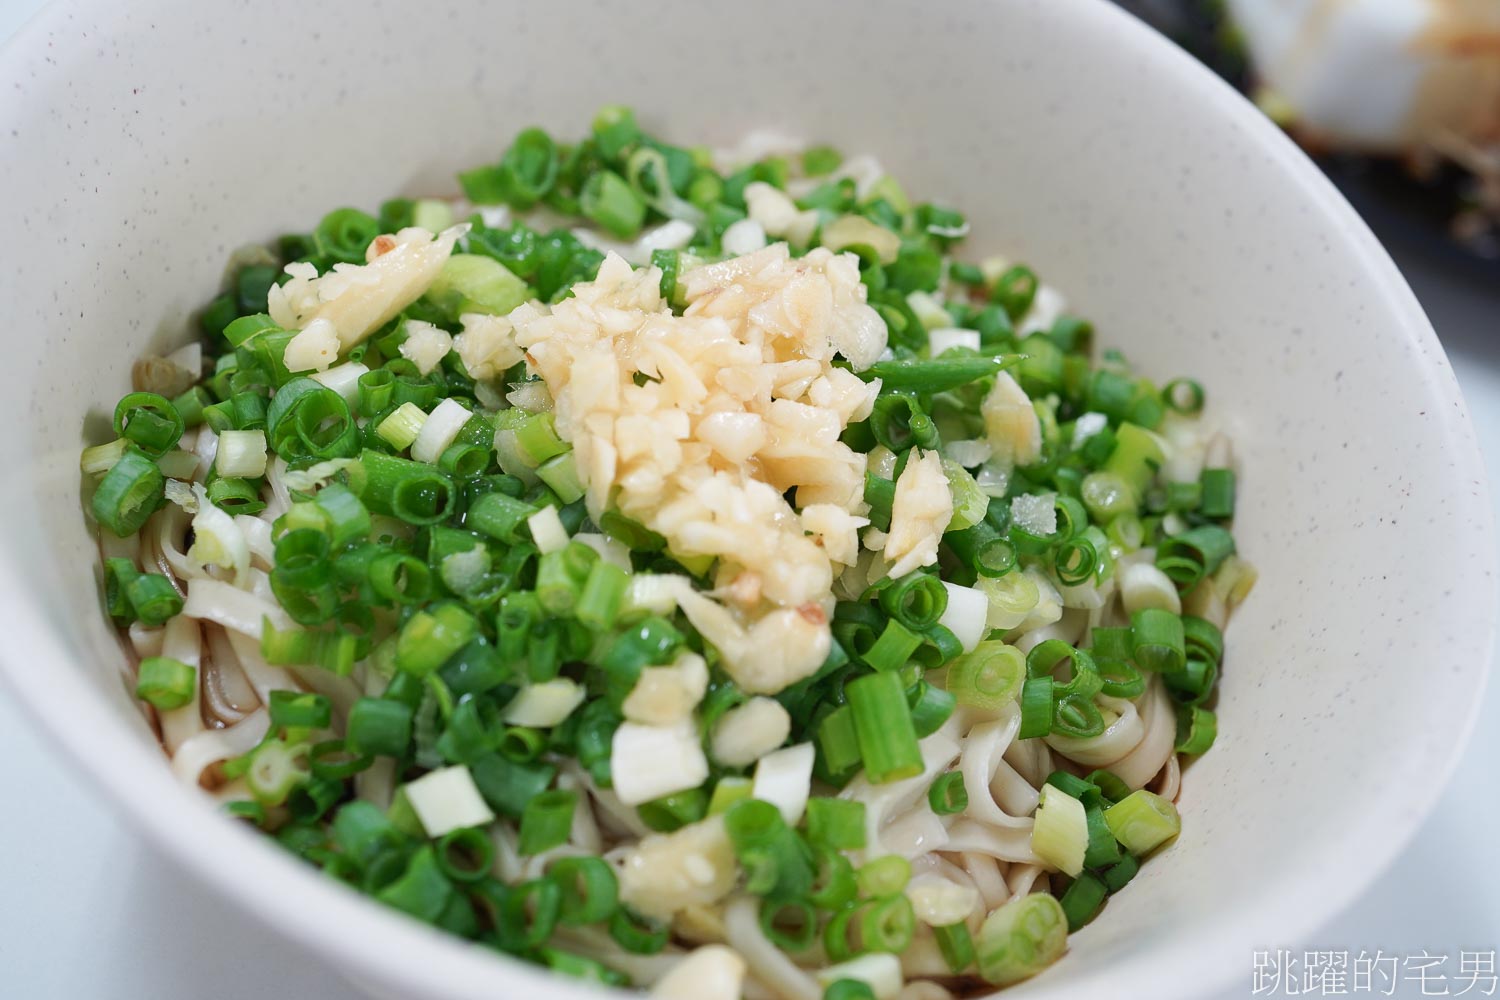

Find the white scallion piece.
xmin=310 ymin=360 xmax=369 ymax=404
xmin=751 ymin=742 xmax=814 ymax=825
xmin=411 ymin=397 xmax=472 ymax=464
xmin=188 ymin=483 xmax=249 ymax=586
xmin=938 ymin=581 xmax=990 ymax=653
xmin=526 ymin=505 xmax=569 ymax=554
xmin=402 ymin=765 xmax=495 ymax=838
xmin=927 ymin=327 xmax=981 ymax=357
xmin=814 ymin=953 xmax=904 ymax=1000
xmin=1030 ymin=784 xmax=1087 ymax=876
xmin=1120 ymin=562 xmax=1183 ymax=616
xmin=611 ymin=719 xmax=710 ymax=806
xmin=571 ymin=532 xmax=632 ymax=572
xmin=502 ymin=678 xmax=586 ymax=727
xmin=215 ymin=429 xmax=268 ymax=479
xmin=80 ymin=438 xmax=128 ymax=476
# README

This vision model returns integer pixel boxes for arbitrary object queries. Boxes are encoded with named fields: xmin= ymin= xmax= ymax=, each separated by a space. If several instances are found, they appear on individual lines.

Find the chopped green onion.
xmin=815 ymin=706 xmax=863 ymax=786
xmin=1155 ymin=524 xmax=1236 ymax=587
xmin=376 ymin=401 xmax=428 ymax=451
xmin=906 ymin=681 xmax=956 ymax=737
xmin=610 ymin=907 xmax=670 ymax=954
xmin=135 ymin=656 xmax=196 ymax=710
xmin=1199 ymin=467 xmax=1235 ymax=519
xmin=859 ymin=619 xmax=922 ymax=672
xmin=947 ymin=641 xmax=1025 ymax=710
xmin=1175 ymin=704 xmax=1218 ymax=755
xmin=928 ymin=772 xmax=967 ymax=815
xmin=1103 ymin=853 xmax=1140 ymax=893
xmin=1059 ymin=871 xmax=1108 ymax=930
xmin=396 ymin=603 xmax=478 ymax=677
xmin=1130 ymin=608 xmax=1186 ymax=673
xmin=549 ymin=856 xmax=619 ymax=926
xmin=346 ymin=697 xmax=414 ymax=758
xmin=435 ymin=826 xmax=494 ymax=883
xmin=113 ymin=391 xmax=184 ymax=458
xmin=346 ymin=449 xmax=455 ymax=525
xmin=935 ymin=921 xmax=975 ymax=973
xmin=91 ymin=446 xmax=164 ymax=536
xmin=877 ymin=573 xmax=948 ymax=631
xmin=760 ymin=897 xmax=818 ymax=952
xmin=124 ymin=573 xmax=183 ymax=627
xmin=519 ymin=788 xmax=577 ymax=855
xmin=860 ymin=354 xmax=1017 ymax=394
xmin=469 ymin=753 xmax=556 ymax=820
xmin=805 ymin=797 xmax=866 ymax=851
xmin=580 ymin=169 xmax=647 ymax=238
xmin=1103 ymin=789 xmax=1181 ymax=854
xmin=860 ymin=894 xmax=916 ymax=952
xmin=268 ymin=689 xmax=332 ymax=731
xmin=857 ymin=854 xmax=912 ymax=898
xmin=1018 ymin=676 xmax=1054 ymax=739
xmin=1161 ymin=378 xmax=1205 ymax=414
xmin=975 ymin=892 xmax=1068 ymax=986
xmin=846 ymin=670 xmax=923 ymax=784
xmin=1031 ymin=784 xmax=1087 ymax=876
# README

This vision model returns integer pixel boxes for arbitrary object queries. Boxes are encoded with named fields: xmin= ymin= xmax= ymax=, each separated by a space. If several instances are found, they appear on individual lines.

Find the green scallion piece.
xmin=804 ymin=797 xmax=866 ymax=852
xmin=814 ymin=706 xmax=863 ymax=786
xmin=1059 ymin=871 xmax=1108 ymax=930
xmin=469 ymin=753 xmax=556 ymax=820
xmin=124 ymin=572 xmax=183 ymax=627
xmin=860 ymin=354 xmax=1018 ymax=393
xmin=759 ymin=897 xmax=818 ymax=952
xmin=135 ymin=656 xmax=196 ymax=711
xmin=928 ymin=772 xmax=968 ymax=815
xmin=1018 ymin=676 xmax=1054 ymax=740
xmin=519 ymin=789 xmax=578 ymax=856
xmin=434 ymin=826 xmax=494 ymax=884
xmin=396 ymin=603 xmax=478 ymax=677
xmin=877 ymin=572 xmax=948 ymax=631
xmin=1103 ymin=789 xmax=1181 ymax=854
xmin=1155 ymin=524 xmax=1236 ymax=586
xmin=856 ymin=854 xmax=912 ymax=898
xmin=549 ymin=856 xmax=619 ymax=925
xmin=846 ymin=670 xmax=922 ymax=784
xmin=268 ymin=689 xmax=332 ymax=731
xmin=975 ymin=892 xmax=1068 ymax=986
xmin=936 ymin=921 xmax=976 ymax=973
xmin=1175 ymin=704 xmax=1218 ymax=755
xmin=610 ymin=906 xmax=670 ymax=954
xmin=1130 ymin=608 xmax=1186 ymax=673
xmin=91 ymin=446 xmax=164 ymax=536
xmin=346 ymin=697 xmax=414 ymax=758
xmin=859 ymin=619 xmax=922 ymax=672
xmin=947 ymin=641 xmax=1026 ymax=710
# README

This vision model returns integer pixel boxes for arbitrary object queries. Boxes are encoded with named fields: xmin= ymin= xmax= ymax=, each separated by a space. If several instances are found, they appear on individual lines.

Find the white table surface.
xmin=1 ymin=3 xmax=1496 ymax=998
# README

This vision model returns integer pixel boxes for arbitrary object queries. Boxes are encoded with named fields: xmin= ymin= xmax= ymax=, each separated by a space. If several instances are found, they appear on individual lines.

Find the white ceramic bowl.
xmin=0 ymin=1 xmax=1493 ymax=998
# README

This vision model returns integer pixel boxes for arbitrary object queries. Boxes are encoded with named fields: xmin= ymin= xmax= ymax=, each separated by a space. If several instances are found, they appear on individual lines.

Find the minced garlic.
xmin=509 ymin=244 xmax=887 ymax=694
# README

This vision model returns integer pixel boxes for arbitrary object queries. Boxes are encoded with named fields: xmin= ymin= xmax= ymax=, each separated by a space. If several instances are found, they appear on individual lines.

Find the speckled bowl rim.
xmin=0 ymin=1 xmax=1493 ymax=999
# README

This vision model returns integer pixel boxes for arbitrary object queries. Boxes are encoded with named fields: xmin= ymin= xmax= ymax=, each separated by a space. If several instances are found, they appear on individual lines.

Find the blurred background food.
xmin=1114 ymin=0 xmax=1500 ymax=276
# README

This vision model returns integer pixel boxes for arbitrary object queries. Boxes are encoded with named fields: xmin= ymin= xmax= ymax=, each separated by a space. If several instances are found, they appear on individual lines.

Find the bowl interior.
xmin=0 ymin=1 xmax=1492 ymax=998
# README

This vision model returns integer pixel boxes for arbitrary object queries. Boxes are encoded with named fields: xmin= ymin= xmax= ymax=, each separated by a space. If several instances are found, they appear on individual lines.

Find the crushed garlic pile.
xmin=502 ymin=244 xmax=896 ymax=693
